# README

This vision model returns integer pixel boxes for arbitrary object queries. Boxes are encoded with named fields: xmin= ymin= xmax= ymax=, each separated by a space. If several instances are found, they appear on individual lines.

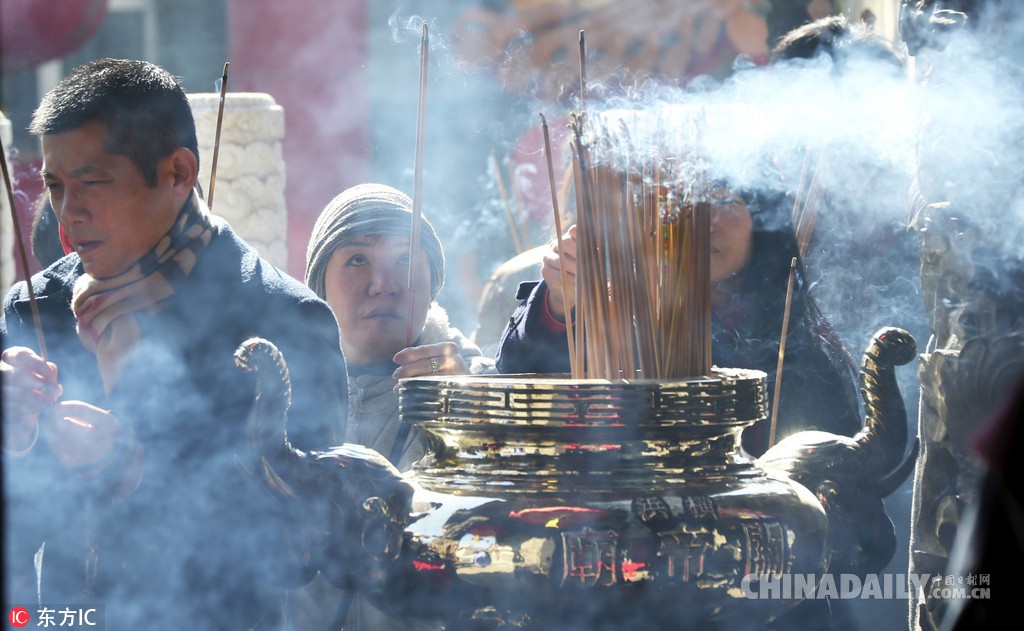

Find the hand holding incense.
xmin=0 ymin=134 xmax=48 ymax=360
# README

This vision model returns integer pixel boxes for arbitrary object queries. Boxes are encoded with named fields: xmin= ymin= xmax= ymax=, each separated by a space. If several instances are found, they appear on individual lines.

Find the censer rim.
xmin=399 ymin=366 xmax=767 ymax=387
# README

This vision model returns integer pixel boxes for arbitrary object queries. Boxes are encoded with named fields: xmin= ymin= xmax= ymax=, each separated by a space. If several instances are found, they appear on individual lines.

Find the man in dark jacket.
xmin=2 ymin=58 xmax=348 ymax=629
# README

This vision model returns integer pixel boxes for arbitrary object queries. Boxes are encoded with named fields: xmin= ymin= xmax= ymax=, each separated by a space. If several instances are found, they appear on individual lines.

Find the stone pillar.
xmin=1 ymin=111 xmax=13 ymax=298
xmin=900 ymin=3 xmax=1024 ymax=629
xmin=908 ymin=206 xmax=1024 ymax=629
xmin=189 ymin=92 xmax=289 ymax=270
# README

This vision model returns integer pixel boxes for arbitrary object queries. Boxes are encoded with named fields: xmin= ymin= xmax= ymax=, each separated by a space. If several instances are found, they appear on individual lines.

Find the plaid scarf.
xmin=72 ymin=193 xmax=214 ymax=394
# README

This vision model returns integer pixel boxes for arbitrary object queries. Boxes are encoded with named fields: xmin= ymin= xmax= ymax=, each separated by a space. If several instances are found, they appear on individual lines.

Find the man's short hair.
xmin=29 ymin=58 xmax=199 ymax=186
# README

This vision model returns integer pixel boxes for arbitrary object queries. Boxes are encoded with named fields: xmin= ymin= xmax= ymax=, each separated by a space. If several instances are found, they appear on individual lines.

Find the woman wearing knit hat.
xmin=298 ymin=183 xmax=492 ymax=631
xmin=305 ymin=182 xmax=495 ymax=471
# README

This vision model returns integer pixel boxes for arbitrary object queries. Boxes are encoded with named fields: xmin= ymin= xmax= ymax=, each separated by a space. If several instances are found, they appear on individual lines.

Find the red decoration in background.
xmin=1 ymin=0 xmax=109 ymax=74
xmin=227 ymin=0 xmax=370 ymax=279
xmin=452 ymin=0 xmax=770 ymax=102
xmin=506 ymin=116 xmax=571 ymax=231
xmin=10 ymin=157 xmax=45 ymax=281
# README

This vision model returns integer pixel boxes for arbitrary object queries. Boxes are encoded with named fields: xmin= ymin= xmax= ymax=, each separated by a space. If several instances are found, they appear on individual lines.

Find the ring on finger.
xmin=430 ymin=356 xmax=441 ymax=374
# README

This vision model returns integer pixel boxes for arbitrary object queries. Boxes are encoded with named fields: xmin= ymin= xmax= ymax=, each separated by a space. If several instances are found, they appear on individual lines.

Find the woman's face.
xmin=708 ymin=187 xmax=754 ymax=284
xmin=323 ymin=234 xmax=433 ymax=366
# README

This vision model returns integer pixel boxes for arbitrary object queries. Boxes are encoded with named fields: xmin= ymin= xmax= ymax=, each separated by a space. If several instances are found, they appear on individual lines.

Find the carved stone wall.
xmin=189 ymin=92 xmax=289 ymax=270
xmin=909 ymin=203 xmax=1024 ymax=629
xmin=902 ymin=3 xmax=1024 ymax=628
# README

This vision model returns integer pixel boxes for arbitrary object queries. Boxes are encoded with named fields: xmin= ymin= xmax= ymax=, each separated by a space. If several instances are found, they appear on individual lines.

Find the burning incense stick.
xmin=791 ymin=145 xmax=812 ymax=227
xmin=578 ymin=30 xmax=587 ymax=114
xmin=508 ymin=168 xmax=533 ymax=250
xmin=207 ymin=62 xmax=229 ymax=210
xmin=795 ymin=177 xmax=823 ymax=257
xmin=769 ymin=257 xmax=798 ymax=448
xmin=569 ymin=141 xmax=587 ymax=376
xmin=792 ymin=142 xmax=828 ymax=257
xmin=0 ymin=135 xmax=48 ymax=360
xmin=490 ymin=153 xmax=525 ymax=254
xmin=407 ymin=21 xmax=429 ymax=346
xmin=64 ymin=417 xmax=94 ymax=429
xmin=541 ymin=113 xmax=576 ymax=376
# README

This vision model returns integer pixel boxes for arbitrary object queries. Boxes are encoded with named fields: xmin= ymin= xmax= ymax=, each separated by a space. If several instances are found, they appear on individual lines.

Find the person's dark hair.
xmin=30 ymin=193 xmax=66 ymax=268
xmin=739 ymin=190 xmax=857 ymax=386
xmin=28 ymin=58 xmax=199 ymax=187
xmin=711 ymin=168 xmax=856 ymax=380
xmin=770 ymin=14 xmax=902 ymax=71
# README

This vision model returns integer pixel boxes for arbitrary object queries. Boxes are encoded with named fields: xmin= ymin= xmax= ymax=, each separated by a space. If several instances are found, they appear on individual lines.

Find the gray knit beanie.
xmin=305 ymin=183 xmax=445 ymax=301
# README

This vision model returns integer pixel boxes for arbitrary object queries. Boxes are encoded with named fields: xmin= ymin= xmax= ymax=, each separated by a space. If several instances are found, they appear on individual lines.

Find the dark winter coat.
xmin=2 ymin=218 xmax=348 ymax=630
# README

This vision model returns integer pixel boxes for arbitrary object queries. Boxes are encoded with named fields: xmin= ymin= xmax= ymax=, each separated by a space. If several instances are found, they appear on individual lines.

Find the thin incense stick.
xmin=578 ymin=30 xmax=587 ymax=114
xmin=0 ymin=135 xmax=48 ymax=359
xmin=407 ymin=21 xmax=429 ymax=346
xmin=569 ymin=141 xmax=586 ymax=377
xmin=490 ymin=153 xmax=525 ymax=254
xmin=207 ymin=62 xmax=229 ymax=210
xmin=769 ymin=257 xmax=798 ymax=448
xmin=541 ymin=113 xmax=576 ymax=375
xmin=794 ymin=142 xmax=828 ymax=257
xmin=508 ymin=169 xmax=533 ymax=251
xmin=791 ymin=145 xmax=812 ymax=227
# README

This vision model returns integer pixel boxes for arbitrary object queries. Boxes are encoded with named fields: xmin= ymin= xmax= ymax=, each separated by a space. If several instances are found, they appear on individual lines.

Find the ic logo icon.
xmin=8 ymin=607 xmax=31 ymax=627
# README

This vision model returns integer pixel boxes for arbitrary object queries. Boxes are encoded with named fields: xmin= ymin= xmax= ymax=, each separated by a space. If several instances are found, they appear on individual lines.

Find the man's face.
xmin=42 ymin=120 xmax=182 ymax=279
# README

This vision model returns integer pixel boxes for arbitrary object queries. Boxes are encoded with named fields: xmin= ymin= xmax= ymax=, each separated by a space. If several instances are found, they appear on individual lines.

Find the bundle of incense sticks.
xmin=568 ymin=108 xmax=711 ymax=381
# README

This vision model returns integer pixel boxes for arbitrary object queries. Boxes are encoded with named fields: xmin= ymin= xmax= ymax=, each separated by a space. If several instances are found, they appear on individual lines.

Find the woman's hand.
xmin=392 ymin=341 xmax=469 ymax=390
xmin=1 ymin=346 xmax=62 ymax=455
xmin=542 ymin=225 xmax=577 ymax=321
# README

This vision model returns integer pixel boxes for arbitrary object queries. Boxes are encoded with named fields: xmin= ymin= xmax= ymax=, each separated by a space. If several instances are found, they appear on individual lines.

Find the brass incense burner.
xmin=397 ymin=369 xmax=827 ymax=629
xmin=234 ymin=327 xmax=916 ymax=629
xmin=406 ymin=368 xmax=768 ymax=494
